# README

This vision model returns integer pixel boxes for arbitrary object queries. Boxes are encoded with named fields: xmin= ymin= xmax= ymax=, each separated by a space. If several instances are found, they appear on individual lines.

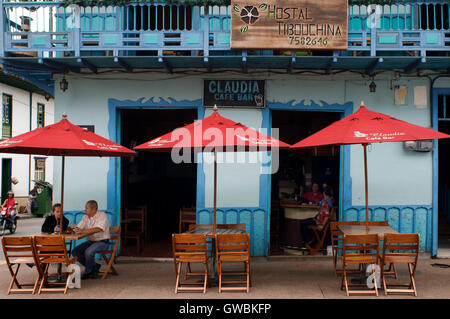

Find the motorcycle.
xmin=0 ymin=204 xmax=17 ymax=235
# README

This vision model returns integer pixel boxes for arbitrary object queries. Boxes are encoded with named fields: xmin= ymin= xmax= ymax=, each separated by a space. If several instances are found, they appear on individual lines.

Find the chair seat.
xmin=176 ymin=255 xmax=208 ymax=263
xmin=218 ymin=254 xmax=249 ymax=262
xmin=10 ymin=257 xmax=35 ymax=264
xmin=383 ymin=256 xmax=415 ymax=264
xmin=40 ymin=257 xmax=77 ymax=264
xmin=344 ymin=256 xmax=377 ymax=264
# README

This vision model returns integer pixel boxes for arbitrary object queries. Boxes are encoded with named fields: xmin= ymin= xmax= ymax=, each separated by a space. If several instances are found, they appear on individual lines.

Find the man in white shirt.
xmin=71 ymin=200 xmax=110 ymax=279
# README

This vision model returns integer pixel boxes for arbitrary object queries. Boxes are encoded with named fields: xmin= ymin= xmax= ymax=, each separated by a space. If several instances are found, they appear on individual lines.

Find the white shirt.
xmin=77 ymin=211 xmax=110 ymax=241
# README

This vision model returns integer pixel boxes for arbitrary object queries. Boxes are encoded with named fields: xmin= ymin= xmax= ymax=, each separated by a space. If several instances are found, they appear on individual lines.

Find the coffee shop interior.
xmin=270 ymin=110 xmax=341 ymax=256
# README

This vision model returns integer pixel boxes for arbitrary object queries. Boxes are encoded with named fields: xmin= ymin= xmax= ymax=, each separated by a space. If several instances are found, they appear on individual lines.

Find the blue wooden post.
xmin=203 ymin=6 xmax=209 ymax=58
xmin=0 ymin=0 xmax=4 ymax=57
xmin=370 ymin=5 xmax=377 ymax=56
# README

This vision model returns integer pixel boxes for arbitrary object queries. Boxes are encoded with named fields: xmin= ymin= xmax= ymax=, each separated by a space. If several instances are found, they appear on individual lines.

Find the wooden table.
xmin=337 ymin=225 xmax=398 ymax=240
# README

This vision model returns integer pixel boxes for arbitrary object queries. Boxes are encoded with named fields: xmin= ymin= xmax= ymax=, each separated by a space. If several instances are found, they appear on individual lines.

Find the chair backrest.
xmin=215 ymin=233 xmax=250 ymax=255
xmin=2 ymin=236 xmax=35 ymax=261
xmin=172 ymin=233 xmax=208 ymax=256
xmin=33 ymin=235 xmax=70 ymax=264
xmin=124 ymin=208 xmax=145 ymax=232
xmin=382 ymin=233 xmax=420 ymax=258
xmin=109 ymin=226 xmax=121 ymax=239
xmin=188 ymin=224 xmax=213 ymax=232
xmin=180 ymin=209 xmax=196 ymax=222
xmin=342 ymin=234 xmax=379 ymax=261
xmin=217 ymin=224 xmax=246 ymax=231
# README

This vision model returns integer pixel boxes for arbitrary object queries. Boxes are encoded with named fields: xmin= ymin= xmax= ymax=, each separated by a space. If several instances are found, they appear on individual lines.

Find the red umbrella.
xmin=135 ymin=106 xmax=290 ymax=232
xmin=291 ymin=101 xmax=450 ymax=231
xmin=0 ymin=113 xmax=136 ymax=230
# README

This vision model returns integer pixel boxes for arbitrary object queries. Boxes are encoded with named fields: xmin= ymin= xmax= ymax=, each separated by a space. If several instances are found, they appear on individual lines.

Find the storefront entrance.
xmin=120 ymin=108 xmax=197 ymax=257
xmin=437 ymin=93 xmax=450 ymax=252
xmin=270 ymin=110 xmax=341 ymax=256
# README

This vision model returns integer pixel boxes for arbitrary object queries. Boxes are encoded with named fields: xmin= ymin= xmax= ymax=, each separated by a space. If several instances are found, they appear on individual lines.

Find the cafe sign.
xmin=204 ymin=79 xmax=265 ymax=108
xmin=230 ymin=0 xmax=348 ymax=50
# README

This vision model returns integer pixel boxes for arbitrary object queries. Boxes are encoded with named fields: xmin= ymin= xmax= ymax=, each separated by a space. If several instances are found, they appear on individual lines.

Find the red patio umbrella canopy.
xmin=135 ymin=109 xmax=290 ymax=152
xmin=135 ymin=108 xmax=290 ymax=232
xmin=291 ymin=103 xmax=450 ymax=148
xmin=0 ymin=113 xmax=136 ymax=231
xmin=0 ymin=115 xmax=136 ymax=157
xmin=291 ymin=101 xmax=450 ymax=231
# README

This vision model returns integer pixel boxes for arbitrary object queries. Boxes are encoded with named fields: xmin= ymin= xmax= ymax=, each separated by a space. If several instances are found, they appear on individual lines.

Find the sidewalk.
xmin=1 ymin=254 xmax=449 ymax=299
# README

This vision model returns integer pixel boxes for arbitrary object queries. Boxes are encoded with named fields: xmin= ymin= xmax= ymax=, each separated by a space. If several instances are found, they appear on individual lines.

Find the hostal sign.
xmin=231 ymin=0 xmax=348 ymax=50
xmin=204 ymin=80 xmax=265 ymax=108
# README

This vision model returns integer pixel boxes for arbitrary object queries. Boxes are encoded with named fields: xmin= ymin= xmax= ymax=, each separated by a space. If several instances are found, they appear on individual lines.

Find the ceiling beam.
xmin=287 ymin=52 xmax=296 ymax=74
xmin=1 ymin=65 xmax=54 ymax=96
xmin=326 ymin=56 xmax=338 ymax=74
xmin=114 ymin=57 xmax=133 ymax=72
xmin=1 ymin=59 xmax=59 ymax=73
xmin=365 ymin=57 xmax=383 ymax=76
xmin=404 ymin=58 xmax=425 ymax=74
xmin=204 ymin=57 xmax=212 ymax=72
xmin=158 ymin=57 xmax=173 ymax=74
xmin=77 ymin=58 xmax=97 ymax=73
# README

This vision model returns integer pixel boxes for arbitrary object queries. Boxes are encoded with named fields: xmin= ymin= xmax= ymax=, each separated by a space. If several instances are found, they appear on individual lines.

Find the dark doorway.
xmin=438 ymin=117 xmax=450 ymax=250
xmin=1 ymin=158 xmax=12 ymax=203
xmin=270 ymin=110 xmax=341 ymax=256
xmin=120 ymin=109 xmax=197 ymax=257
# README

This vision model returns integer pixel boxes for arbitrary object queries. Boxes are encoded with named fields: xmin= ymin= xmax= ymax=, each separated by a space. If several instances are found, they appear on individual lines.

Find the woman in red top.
xmin=2 ymin=191 xmax=17 ymax=214
xmin=299 ymin=187 xmax=333 ymax=246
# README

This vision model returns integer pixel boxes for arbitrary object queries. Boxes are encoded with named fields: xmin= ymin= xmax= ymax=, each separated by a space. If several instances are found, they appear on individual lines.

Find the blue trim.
xmin=107 ymin=97 xmax=203 ymax=226
xmin=432 ymin=88 xmax=450 ymax=256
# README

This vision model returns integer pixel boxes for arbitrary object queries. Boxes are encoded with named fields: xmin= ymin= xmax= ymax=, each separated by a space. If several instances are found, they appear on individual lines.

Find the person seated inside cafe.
xmin=298 ymin=187 xmax=333 ymax=247
xmin=294 ymin=184 xmax=308 ymax=204
xmin=322 ymin=181 xmax=334 ymax=204
xmin=71 ymin=200 xmax=110 ymax=280
xmin=41 ymin=203 xmax=69 ymax=234
xmin=303 ymin=182 xmax=324 ymax=205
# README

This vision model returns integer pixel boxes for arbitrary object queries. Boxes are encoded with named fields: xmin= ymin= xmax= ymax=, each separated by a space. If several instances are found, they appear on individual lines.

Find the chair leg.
xmin=409 ymin=263 xmax=417 ymax=297
xmin=175 ymin=262 xmax=182 ymax=294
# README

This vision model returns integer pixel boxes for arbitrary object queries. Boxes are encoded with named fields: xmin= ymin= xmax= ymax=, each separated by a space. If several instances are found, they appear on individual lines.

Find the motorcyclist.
xmin=1 ymin=191 xmax=17 ymax=218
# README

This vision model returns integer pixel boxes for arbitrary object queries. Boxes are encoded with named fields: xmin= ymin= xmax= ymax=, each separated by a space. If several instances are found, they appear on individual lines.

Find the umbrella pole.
xmin=363 ymin=144 xmax=369 ymax=232
xmin=60 ymin=155 xmax=65 ymax=233
xmin=213 ymin=150 xmax=217 ymax=233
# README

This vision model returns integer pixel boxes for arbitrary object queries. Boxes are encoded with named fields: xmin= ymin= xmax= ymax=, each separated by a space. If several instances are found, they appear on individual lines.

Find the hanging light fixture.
xmin=369 ymin=77 xmax=376 ymax=93
xmin=60 ymin=73 xmax=68 ymax=92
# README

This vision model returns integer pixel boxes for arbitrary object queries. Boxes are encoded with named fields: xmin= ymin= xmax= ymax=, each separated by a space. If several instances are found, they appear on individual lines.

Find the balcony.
xmin=0 ymin=1 xmax=449 ymax=95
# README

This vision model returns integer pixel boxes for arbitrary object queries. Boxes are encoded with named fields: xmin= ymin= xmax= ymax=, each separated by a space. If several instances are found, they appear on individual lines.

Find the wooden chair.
xmin=380 ymin=233 xmax=420 ymax=296
xmin=330 ymin=221 xmax=360 ymax=276
xmin=305 ymin=207 xmax=336 ymax=255
xmin=360 ymin=221 xmax=397 ymax=277
xmin=2 ymin=236 xmax=40 ymax=294
xmin=179 ymin=208 xmax=196 ymax=233
xmin=340 ymin=234 xmax=380 ymax=296
xmin=97 ymin=226 xmax=121 ymax=280
xmin=172 ymin=233 xmax=209 ymax=293
xmin=215 ymin=233 xmax=251 ymax=293
xmin=33 ymin=235 xmax=77 ymax=294
xmin=122 ymin=207 xmax=146 ymax=254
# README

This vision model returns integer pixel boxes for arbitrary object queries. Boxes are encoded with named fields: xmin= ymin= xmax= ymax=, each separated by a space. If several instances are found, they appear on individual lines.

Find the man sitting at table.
xmin=303 ymin=182 xmax=324 ymax=205
xmin=41 ymin=203 xmax=69 ymax=234
xmin=299 ymin=187 xmax=333 ymax=247
xmin=71 ymin=200 xmax=110 ymax=280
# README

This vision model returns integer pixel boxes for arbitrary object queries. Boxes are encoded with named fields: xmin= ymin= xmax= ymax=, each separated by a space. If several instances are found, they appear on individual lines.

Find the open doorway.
xmin=270 ymin=110 xmax=341 ymax=256
xmin=438 ymin=93 xmax=450 ymax=252
xmin=120 ymin=108 xmax=197 ymax=257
